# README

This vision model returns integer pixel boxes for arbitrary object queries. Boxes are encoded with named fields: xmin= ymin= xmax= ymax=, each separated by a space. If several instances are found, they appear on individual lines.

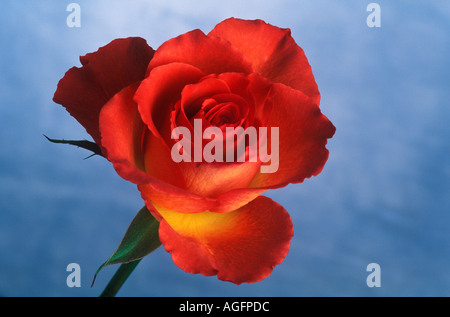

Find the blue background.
xmin=0 ymin=0 xmax=448 ymax=297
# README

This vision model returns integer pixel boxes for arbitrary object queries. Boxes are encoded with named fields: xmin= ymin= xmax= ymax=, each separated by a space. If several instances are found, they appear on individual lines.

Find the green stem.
xmin=100 ymin=259 xmax=142 ymax=297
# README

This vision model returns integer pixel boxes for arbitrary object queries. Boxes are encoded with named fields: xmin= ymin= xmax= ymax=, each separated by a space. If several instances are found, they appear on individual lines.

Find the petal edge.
xmin=157 ymin=196 xmax=293 ymax=284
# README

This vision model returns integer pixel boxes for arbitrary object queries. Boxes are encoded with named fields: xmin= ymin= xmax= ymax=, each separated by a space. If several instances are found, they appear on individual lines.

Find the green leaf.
xmin=92 ymin=206 xmax=161 ymax=287
xmin=44 ymin=135 xmax=104 ymax=158
xmin=99 ymin=259 xmax=142 ymax=297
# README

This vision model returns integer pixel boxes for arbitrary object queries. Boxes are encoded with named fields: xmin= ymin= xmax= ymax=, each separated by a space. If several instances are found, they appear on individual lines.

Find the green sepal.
xmin=92 ymin=206 xmax=161 ymax=287
xmin=44 ymin=135 xmax=104 ymax=159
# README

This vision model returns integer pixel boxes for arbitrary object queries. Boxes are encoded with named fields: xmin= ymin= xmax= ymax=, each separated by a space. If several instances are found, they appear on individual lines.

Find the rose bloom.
xmin=53 ymin=18 xmax=335 ymax=284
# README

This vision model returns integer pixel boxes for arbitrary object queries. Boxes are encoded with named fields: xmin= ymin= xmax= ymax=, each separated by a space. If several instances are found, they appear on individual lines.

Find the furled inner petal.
xmin=134 ymin=62 xmax=205 ymax=147
xmin=167 ymin=73 xmax=267 ymax=198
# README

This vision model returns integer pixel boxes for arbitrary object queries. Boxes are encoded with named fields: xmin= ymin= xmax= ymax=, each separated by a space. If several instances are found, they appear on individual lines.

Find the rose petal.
xmin=169 ymin=73 xmax=272 ymax=200
xmin=99 ymin=83 xmax=151 ymax=184
xmin=156 ymin=195 xmax=293 ymax=284
xmin=101 ymin=102 xmax=223 ymax=213
xmin=209 ymin=18 xmax=320 ymax=105
xmin=250 ymin=83 xmax=336 ymax=189
xmin=53 ymin=37 xmax=154 ymax=146
xmin=100 ymin=89 xmax=267 ymax=214
xmin=178 ymin=161 xmax=261 ymax=198
xmin=214 ymin=72 xmax=273 ymax=126
xmin=139 ymin=177 xmax=267 ymax=214
xmin=135 ymin=62 xmax=205 ymax=144
xmin=99 ymin=83 xmax=186 ymax=188
xmin=138 ymin=182 xmax=217 ymax=213
xmin=142 ymin=127 xmax=187 ymax=188
xmin=174 ymin=77 xmax=232 ymax=136
xmin=181 ymin=77 xmax=231 ymax=116
xmin=147 ymin=29 xmax=253 ymax=76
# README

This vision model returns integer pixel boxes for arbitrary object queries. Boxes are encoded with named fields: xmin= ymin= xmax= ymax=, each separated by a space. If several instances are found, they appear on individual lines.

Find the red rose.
xmin=53 ymin=18 xmax=335 ymax=284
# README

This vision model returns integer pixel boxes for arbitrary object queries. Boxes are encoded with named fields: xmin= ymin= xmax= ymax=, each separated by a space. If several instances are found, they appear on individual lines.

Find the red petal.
xmin=209 ymin=18 xmax=320 ymax=105
xmin=101 ymin=82 xmax=265 ymax=213
xmin=99 ymin=83 xmax=153 ymax=184
xmin=139 ymin=178 xmax=266 ymax=214
xmin=180 ymin=76 xmax=231 ymax=118
xmin=147 ymin=29 xmax=253 ymax=76
xmin=141 ymin=127 xmax=187 ymax=188
xmin=53 ymin=37 xmax=154 ymax=146
xmin=135 ymin=63 xmax=205 ymax=143
xmin=250 ymin=83 xmax=335 ymax=189
xmin=178 ymin=161 xmax=262 ymax=198
xmin=156 ymin=195 xmax=293 ymax=284
xmin=135 ymin=70 xmax=274 ymax=212
xmin=99 ymin=83 xmax=186 ymax=188
xmin=213 ymin=187 xmax=265 ymax=212
xmin=138 ymin=182 xmax=217 ymax=213
xmin=170 ymin=73 xmax=273 ymax=200
xmin=215 ymin=72 xmax=273 ymax=126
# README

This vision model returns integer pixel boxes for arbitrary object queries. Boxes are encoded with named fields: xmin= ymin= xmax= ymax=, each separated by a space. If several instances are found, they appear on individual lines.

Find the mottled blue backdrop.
xmin=0 ymin=0 xmax=448 ymax=297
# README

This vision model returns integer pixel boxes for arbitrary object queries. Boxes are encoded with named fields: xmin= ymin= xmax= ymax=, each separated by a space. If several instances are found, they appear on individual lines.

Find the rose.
xmin=53 ymin=18 xmax=335 ymax=284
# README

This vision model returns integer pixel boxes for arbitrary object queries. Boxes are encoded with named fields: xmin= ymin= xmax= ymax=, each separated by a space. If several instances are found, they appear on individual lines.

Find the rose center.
xmin=203 ymin=99 xmax=240 ymax=127
xmin=186 ymin=94 xmax=249 ymax=131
